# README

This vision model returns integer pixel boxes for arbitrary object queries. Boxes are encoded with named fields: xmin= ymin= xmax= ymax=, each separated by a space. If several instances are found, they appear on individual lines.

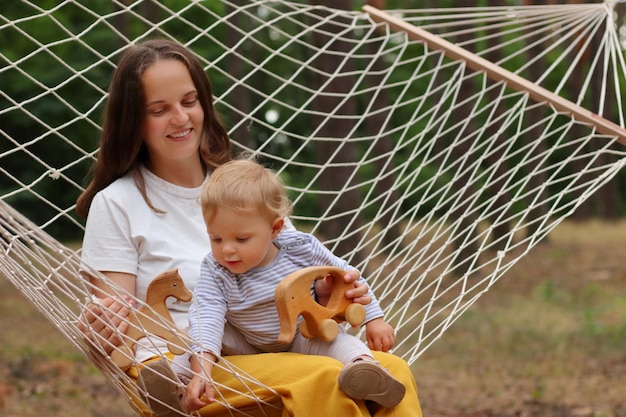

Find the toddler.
xmin=184 ymin=158 xmax=405 ymax=412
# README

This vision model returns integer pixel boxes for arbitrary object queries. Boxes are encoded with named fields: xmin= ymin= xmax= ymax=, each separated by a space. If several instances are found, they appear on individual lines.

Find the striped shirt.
xmin=188 ymin=229 xmax=384 ymax=355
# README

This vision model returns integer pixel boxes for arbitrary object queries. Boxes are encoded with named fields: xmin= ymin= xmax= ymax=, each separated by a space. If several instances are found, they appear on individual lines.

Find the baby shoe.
xmin=338 ymin=359 xmax=406 ymax=408
xmin=138 ymin=359 xmax=186 ymax=417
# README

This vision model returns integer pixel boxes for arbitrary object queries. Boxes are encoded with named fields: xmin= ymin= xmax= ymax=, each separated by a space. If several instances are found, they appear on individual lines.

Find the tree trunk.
xmin=520 ymin=0 xmax=550 ymax=242
xmin=448 ymin=0 xmax=480 ymax=276
xmin=484 ymin=0 xmax=513 ymax=251
xmin=225 ymin=0 xmax=254 ymax=150
xmin=309 ymin=0 xmax=364 ymax=263
xmin=363 ymin=0 xmax=404 ymax=250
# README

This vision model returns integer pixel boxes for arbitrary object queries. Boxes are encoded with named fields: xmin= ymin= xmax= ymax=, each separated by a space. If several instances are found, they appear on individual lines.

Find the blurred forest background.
xmin=1 ymin=0 xmax=625 ymax=246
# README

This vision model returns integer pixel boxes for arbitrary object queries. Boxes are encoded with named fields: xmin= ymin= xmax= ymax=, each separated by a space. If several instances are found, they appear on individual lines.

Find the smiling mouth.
xmin=169 ymin=128 xmax=191 ymax=139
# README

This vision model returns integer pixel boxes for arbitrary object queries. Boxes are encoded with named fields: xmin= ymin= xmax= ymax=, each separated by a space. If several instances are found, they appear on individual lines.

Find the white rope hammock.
xmin=1 ymin=1 xmax=625 ymax=415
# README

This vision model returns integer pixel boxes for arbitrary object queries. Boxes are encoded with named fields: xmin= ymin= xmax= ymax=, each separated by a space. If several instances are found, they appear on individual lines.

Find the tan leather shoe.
xmin=137 ymin=359 xmax=186 ymax=417
xmin=338 ymin=359 xmax=406 ymax=408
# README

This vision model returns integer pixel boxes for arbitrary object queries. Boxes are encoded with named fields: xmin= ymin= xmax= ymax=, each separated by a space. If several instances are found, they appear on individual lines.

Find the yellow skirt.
xmin=126 ymin=351 xmax=422 ymax=417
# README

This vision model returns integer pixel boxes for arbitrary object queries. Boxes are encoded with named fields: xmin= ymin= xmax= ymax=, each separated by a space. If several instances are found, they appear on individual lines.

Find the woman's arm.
xmin=91 ymin=271 xmax=136 ymax=299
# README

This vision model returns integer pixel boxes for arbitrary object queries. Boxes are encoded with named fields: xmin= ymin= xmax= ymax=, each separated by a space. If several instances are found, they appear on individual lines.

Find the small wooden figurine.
xmin=275 ymin=266 xmax=366 ymax=344
xmin=111 ymin=269 xmax=192 ymax=371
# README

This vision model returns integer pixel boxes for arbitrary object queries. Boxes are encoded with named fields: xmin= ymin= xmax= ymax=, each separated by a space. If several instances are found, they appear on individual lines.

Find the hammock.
xmin=1 ymin=1 xmax=625 ymax=415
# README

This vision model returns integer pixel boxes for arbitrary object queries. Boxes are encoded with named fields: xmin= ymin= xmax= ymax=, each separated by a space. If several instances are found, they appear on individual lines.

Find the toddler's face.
xmin=207 ymin=208 xmax=280 ymax=275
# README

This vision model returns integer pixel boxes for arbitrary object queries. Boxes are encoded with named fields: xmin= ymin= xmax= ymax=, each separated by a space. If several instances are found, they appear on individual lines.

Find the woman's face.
xmin=141 ymin=59 xmax=204 ymax=170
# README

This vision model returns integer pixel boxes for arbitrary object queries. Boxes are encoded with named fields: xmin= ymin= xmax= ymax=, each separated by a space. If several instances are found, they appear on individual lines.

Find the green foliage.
xmin=1 ymin=1 xmax=625 ymax=241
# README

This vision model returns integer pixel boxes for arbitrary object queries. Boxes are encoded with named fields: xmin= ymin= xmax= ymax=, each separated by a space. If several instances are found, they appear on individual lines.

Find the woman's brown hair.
xmin=76 ymin=38 xmax=231 ymax=218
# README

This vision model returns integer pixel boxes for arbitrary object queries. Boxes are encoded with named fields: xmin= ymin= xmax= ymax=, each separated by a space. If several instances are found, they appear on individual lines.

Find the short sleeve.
xmin=81 ymin=190 xmax=139 ymax=276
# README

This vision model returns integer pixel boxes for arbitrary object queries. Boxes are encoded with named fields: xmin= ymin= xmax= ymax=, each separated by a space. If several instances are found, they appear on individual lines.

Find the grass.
xmin=415 ymin=220 xmax=626 ymax=417
xmin=1 ymin=220 xmax=625 ymax=416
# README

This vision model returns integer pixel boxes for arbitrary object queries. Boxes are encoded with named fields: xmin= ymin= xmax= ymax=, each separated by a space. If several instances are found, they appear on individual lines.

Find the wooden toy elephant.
xmin=275 ymin=266 xmax=366 ymax=344
xmin=111 ymin=269 xmax=192 ymax=371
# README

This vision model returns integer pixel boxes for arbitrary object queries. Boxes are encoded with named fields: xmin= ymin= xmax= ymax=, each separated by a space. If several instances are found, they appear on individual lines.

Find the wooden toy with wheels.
xmin=275 ymin=266 xmax=366 ymax=344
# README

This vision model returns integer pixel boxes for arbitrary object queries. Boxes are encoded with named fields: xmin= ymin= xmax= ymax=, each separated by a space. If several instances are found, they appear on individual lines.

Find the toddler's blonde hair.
xmin=201 ymin=157 xmax=293 ymax=225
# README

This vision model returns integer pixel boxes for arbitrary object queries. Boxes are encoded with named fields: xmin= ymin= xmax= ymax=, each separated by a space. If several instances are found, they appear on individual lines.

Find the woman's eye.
xmin=149 ymin=107 xmax=166 ymax=115
xmin=183 ymin=98 xmax=198 ymax=107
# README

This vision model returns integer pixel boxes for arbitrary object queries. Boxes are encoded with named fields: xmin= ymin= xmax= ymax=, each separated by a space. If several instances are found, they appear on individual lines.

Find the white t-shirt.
xmin=82 ymin=166 xmax=210 ymax=360
xmin=81 ymin=165 xmax=297 ymax=362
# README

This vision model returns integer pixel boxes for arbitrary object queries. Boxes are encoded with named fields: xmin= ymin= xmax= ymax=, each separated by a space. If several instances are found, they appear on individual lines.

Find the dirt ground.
xmin=0 ymin=220 xmax=625 ymax=417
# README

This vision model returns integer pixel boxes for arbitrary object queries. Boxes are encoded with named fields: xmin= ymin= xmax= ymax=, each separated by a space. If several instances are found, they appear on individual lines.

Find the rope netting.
xmin=1 ymin=1 xmax=625 ymax=415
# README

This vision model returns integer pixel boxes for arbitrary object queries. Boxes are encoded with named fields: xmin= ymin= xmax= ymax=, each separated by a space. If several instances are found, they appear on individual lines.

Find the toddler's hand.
xmin=183 ymin=375 xmax=214 ymax=412
xmin=313 ymin=270 xmax=371 ymax=307
xmin=366 ymin=317 xmax=396 ymax=352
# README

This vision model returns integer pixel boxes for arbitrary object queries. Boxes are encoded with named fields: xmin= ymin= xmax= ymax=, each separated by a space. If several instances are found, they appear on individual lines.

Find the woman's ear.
xmin=271 ymin=217 xmax=285 ymax=238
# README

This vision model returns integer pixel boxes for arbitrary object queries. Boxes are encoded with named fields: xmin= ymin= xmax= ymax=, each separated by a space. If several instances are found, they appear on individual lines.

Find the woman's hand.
xmin=78 ymin=296 xmax=133 ymax=355
xmin=314 ymin=269 xmax=371 ymax=307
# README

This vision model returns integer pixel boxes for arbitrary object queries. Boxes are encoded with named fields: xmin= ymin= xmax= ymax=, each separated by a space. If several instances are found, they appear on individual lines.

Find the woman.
xmin=76 ymin=38 xmax=422 ymax=417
